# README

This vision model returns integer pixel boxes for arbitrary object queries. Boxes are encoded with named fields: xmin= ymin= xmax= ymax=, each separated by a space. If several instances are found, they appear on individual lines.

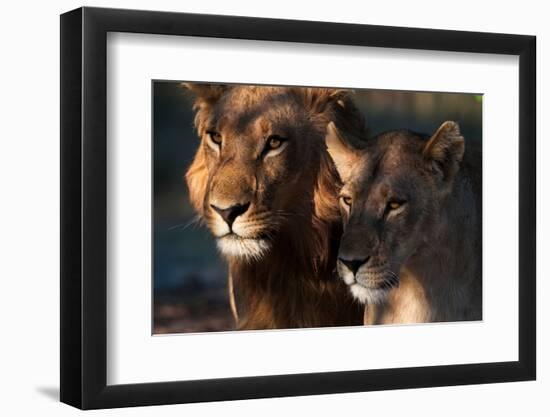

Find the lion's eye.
xmin=341 ymin=196 xmax=352 ymax=207
xmin=261 ymin=135 xmax=288 ymax=159
xmin=267 ymin=135 xmax=285 ymax=150
xmin=206 ymin=131 xmax=222 ymax=146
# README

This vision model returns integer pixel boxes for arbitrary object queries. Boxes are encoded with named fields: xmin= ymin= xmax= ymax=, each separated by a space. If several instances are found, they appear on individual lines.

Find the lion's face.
xmin=325 ymin=121 xmax=465 ymax=304
xmin=198 ymin=91 xmax=315 ymax=261
xmin=185 ymin=85 xmax=360 ymax=261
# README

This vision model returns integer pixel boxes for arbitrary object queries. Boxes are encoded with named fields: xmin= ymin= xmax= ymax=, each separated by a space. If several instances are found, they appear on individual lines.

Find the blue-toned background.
xmin=153 ymin=81 xmax=482 ymax=334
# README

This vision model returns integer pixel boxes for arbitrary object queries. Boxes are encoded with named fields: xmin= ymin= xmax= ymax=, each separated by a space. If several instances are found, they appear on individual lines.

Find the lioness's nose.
xmin=210 ymin=202 xmax=250 ymax=228
xmin=338 ymin=257 xmax=370 ymax=275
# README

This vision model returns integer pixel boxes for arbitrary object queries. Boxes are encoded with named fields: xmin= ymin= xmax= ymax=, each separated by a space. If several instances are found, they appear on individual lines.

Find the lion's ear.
xmin=297 ymin=88 xmax=367 ymax=144
xmin=325 ymin=122 xmax=360 ymax=182
xmin=423 ymin=121 xmax=465 ymax=183
xmin=182 ymin=83 xmax=229 ymax=135
xmin=182 ymin=82 xmax=228 ymax=106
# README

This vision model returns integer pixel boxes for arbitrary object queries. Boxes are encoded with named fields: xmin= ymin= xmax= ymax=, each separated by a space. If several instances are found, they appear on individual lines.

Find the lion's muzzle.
xmin=210 ymin=202 xmax=251 ymax=230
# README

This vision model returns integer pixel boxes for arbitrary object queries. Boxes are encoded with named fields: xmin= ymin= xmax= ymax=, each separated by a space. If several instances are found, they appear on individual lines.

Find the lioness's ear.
xmin=423 ymin=121 xmax=465 ymax=183
xmin=325 ymin=122 xmax=360 ymax=182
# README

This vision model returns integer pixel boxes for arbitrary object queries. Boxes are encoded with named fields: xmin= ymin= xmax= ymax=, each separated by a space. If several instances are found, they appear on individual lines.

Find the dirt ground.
xmin=153 ymin=287 xmax=236 ymax=334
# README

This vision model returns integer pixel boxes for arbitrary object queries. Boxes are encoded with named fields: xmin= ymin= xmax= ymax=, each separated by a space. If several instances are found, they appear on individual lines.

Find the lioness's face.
xmin=326 ymin=122 xmax=464 ymax=304
xmin=186 ymin=86 xmax=332 ymax=261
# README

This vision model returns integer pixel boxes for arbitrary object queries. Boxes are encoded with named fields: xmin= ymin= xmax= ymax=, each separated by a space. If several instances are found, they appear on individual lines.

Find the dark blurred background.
xmin=153 ymin=81 xmax=482 ymax=334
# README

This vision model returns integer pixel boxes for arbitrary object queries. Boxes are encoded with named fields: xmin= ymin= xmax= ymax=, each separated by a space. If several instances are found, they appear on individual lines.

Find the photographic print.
xmin=153 ymin=82 xmax=482 ymax=334
xmin=60 ymin=9 xmax=536 ymax=408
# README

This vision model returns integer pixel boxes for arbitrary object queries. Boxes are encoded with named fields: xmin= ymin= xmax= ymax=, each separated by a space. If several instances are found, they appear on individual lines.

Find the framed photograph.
xmin=60 ymin=6 xmax=536 ymax=409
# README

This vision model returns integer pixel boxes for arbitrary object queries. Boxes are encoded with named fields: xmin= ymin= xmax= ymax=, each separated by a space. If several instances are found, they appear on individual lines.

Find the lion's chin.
xmin=216 ymin=234 xmax=271 ymax=262
xmin=349 ymin=284 xmax=391 ymax=305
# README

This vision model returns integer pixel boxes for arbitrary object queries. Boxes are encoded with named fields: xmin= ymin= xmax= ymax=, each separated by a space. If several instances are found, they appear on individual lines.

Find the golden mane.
xmin=184 ymin=85 xmax=365 ymax=329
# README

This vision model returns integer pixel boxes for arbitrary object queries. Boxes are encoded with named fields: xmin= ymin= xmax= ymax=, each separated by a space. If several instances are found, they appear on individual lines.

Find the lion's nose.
xmin=210 ymin=202 xmax=251 ymax=228
xmin=338 ymin=257 xmax=370 ymax=275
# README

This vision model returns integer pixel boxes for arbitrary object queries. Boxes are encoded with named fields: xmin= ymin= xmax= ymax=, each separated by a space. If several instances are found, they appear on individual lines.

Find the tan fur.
xmin=326 ymin=121 xmax=482 ymax=324
xmin=365 ymin=269 xmax=431 ymax=324
xmin=184 ymin=84 xmax=366 ymax=329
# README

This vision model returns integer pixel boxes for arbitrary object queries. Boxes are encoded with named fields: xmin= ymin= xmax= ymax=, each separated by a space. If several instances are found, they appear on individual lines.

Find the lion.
xmin=184 ymin=84 xmax=366 ymax=330
xmin=325 ymin=120 xmax=482 ymax=324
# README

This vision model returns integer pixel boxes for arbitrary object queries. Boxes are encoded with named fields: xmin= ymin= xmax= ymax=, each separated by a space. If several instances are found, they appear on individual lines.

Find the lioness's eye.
xmin=341 ymin=196 xmax=352 ymax=207
xmin=206 ymin=131 xmax=222 ymax=146
xmin=387 ymin=200 xmax=405 ymax=211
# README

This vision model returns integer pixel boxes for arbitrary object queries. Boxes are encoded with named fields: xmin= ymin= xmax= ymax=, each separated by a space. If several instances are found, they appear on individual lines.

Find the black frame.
xmin=60 ymin=6 xmax=536 ymax=410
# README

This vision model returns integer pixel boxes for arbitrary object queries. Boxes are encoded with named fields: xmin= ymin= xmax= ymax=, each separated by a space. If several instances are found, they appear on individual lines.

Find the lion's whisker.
xmin=167 ymin=215 xmax=203 ymax=231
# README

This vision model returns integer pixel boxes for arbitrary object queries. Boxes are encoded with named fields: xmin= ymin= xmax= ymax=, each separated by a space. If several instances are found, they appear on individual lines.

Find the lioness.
xmin=325 ymin=121 xmax=482 ymax=324
xmin=184 ymin=84 xmax=365 ymax=330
